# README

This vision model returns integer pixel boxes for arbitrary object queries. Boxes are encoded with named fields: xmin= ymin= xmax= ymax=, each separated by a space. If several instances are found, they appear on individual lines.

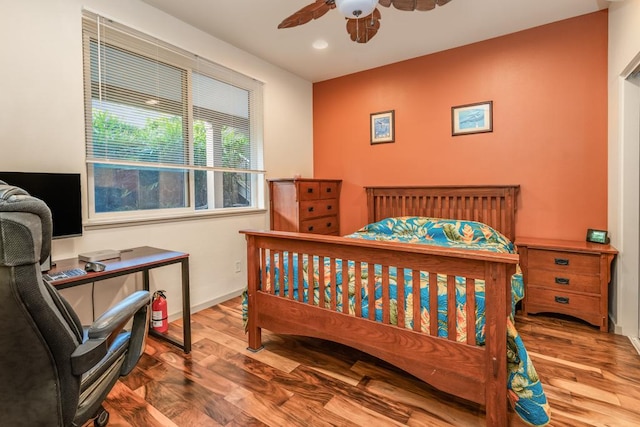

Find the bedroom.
xmin=1 ymin=0 xmax=639 ymax=426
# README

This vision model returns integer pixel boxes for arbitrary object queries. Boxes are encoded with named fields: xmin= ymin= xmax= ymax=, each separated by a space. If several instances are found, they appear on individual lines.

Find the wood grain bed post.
xmin=484 ymin=261 xmax=511 ymax=427
xmin=244 ymin=234 xmax=263 ymax=351
xmin=504 ymin=186 xmax=518 ymax=243
xmin=366 ymin=187 xmax=375 ymax=224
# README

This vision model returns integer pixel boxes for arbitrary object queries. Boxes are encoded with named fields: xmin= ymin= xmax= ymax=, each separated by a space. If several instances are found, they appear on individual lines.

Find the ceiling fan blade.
xmin=415 ymin=0 xmax=437 ymax=11
xmin=388 ymin=0 xmax=422 ymax=11
xmin=346 ymin=8 xmax=381 ymax=43
xmin=387 ymin=0 xmax=451 ymax=11
xmin=278 ymin=0 xmax=336 ymax=29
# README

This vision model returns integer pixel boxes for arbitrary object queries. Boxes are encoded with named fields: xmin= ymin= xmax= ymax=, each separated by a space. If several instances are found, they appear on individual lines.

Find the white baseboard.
xmin=610 ymin=315 xmax=640 ymax=355
xmin=167 ymin=288 xmax=245 ymax=323
xmin=630 ymin=336 xmax=640 ymax=356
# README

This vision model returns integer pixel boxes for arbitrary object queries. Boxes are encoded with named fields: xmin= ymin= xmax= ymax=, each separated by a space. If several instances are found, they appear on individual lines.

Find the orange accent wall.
xmin=313 ymin=11 xmax=608 ymax=240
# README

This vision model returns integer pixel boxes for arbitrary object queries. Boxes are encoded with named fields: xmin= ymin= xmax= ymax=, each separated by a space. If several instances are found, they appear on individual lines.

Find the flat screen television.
xmin=0 ymin=171 xmax=83 ymax=239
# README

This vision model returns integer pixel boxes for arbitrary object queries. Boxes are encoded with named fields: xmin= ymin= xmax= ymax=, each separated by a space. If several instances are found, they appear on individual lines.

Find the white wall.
xmin=0 ymin=0 xmax=314 ymax=322
xmin=608 ymin=0 xmax=640 ymax=337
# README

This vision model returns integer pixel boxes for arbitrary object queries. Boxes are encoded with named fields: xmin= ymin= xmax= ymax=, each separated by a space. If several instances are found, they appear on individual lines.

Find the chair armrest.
xmin=70 ymin=291 xmax=150 ymax=375
xmin=87 ymin=291 xmax=150 ymax=339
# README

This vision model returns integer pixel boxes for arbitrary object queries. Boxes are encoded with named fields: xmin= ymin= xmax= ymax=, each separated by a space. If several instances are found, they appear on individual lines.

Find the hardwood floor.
xmin=93 ymin=297 xmax=640 ymax=426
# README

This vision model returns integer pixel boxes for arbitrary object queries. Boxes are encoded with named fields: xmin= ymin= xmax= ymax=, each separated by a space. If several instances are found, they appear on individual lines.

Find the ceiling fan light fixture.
xmin=312 ymin=39 xmax=329 ymax=50
xmin=335 ymin=0 xmax=377 ymax=19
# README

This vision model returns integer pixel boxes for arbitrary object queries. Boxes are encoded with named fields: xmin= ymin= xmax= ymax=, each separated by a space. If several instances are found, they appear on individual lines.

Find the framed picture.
xmin=370 ymin=110 xmax=395 ymax=144
xmin=451 ymin=101 xmax=493 ymax=136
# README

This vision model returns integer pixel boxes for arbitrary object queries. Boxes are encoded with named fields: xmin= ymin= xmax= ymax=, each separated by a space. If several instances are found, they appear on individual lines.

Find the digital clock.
xmin=586 ymin=228 xmax=609 ymax=244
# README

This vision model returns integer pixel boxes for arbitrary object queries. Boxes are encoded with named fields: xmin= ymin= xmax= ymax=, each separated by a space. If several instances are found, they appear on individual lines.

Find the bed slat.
xmin=355 ymin=262 xmax=362 ymax=317
xmin=429 ymin=273 xmax=438 ymax=336
xmin=447 ymin=275 xmax=457 ymax=340
xmin=330 ymin=258 xmax=337 ymax=311
xmin=397 ymin=267 xmax=406 ymax=328
xmin=287 ymin=252 xmax=294 ymax=299
xmin=368 ymin=264 xmax=375 ymax=321
xmin=268 ymin=250 xmax=275 ymax=294
xmin=382 ymin=265 xmax=390 ymax=324
xmin=319 ymin=256 xmax=326 ymax=307
xmin=297 ymin=253 xmax=304 ymax=302
xmin=467 ymin=278 xmax=476 ymax=346
xmin=413 ymin=270 xmax=421 ymax=332
xmin=341 ymin=259 xmax=348 ymax=314
xmin=277 ymin=251 xmax=284 ymax=297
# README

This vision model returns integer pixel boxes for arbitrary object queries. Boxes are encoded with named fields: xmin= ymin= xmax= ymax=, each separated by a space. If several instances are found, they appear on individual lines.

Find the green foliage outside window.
xmin=92 ymin=110 xmax=250 ymax=212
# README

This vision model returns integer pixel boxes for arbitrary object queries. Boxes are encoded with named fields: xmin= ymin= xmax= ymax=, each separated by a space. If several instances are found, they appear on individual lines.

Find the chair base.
xmin=93 ymin=406 xmax=109 ymax=427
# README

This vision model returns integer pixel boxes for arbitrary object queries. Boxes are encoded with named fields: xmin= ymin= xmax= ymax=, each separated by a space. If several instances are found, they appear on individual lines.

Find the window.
xmin=81 ymin=11 xmax=264 ymax=222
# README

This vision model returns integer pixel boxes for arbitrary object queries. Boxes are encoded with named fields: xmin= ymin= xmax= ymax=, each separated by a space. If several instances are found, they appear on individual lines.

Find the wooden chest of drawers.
xmin=516 ymin=237 xmax=617 ymax=331
xmin=268 ymin=179 xmax=341 ymax=235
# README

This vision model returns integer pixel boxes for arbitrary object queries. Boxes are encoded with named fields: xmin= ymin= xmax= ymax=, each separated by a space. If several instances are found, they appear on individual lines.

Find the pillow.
xmin=347 ymin=216 xmax=516 ymax=254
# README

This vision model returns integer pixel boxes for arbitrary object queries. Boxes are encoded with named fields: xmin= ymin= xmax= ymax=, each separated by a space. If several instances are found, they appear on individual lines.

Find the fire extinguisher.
xmin=151 ymin=290 xmax=168 ymax=334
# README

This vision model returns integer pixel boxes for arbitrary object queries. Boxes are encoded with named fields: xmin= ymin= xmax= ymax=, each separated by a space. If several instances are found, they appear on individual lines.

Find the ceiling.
xmin=140 ymin=0 xmax=610 ymax=83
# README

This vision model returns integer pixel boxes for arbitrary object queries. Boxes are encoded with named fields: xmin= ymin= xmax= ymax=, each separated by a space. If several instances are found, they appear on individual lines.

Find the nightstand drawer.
xmin=300 ymin=216 xmax=339 ymax=234
xmin=527 ymin=287 xmax=600 ymax=315
xmin=528 ymin=269 xmax=600 ymax=294
xmin=300 ymin=199 xmax=338 ymax=220
xmin=528 ymin=249 xmax=600 ymax=275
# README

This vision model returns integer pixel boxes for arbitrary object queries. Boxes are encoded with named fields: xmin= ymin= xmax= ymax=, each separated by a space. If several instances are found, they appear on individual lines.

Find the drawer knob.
xmin=554 ymin=258 xmax=570 ymax=266
xmin=327 ymin=205 xmax=332 ymax=210
xmin=554 ymin=296 xmax=570 ymax=304
xmin=327 ymin=222 xmax=332 ymax=227
xmin=308 ymin=226 xmax=314 ymax=231
xmin=326 ymin=188 xmax=332 ymax=193
xmin=308 ymin=207 xmax=314 ymax=212
xmin=307 ymin=188 xmax=314 ymax=193
xmin=555 ymin=277 xmax=570 ymax=285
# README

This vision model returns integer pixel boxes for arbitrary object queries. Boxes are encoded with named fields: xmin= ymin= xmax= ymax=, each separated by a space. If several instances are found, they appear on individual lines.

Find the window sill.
xmin=84 ymin=207 xmax=267 ymax=231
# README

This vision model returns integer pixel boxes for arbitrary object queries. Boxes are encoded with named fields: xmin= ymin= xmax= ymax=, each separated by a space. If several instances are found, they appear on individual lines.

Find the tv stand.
xmin=46 ymin=246 xmax=191 ymax=353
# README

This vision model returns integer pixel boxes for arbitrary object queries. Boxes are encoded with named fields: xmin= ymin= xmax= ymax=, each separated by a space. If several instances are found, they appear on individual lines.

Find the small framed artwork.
xmin=451 ymin=101 xmax=493 ymax=136
xmin=370 ymin=110 xmax=395 ymax=144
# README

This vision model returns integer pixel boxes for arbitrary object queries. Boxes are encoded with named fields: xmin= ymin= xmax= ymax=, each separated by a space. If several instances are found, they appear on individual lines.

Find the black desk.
xmin=48 ymin=246 xmax=191 ymax=353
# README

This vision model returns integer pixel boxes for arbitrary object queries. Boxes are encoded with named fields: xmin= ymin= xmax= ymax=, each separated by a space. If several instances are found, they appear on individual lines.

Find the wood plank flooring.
xmin=91 ymin=297 xmax=640 ymax=426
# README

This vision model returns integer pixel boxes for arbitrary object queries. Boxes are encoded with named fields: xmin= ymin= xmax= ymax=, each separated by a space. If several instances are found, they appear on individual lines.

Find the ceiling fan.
xmin=278 ymin=0 xmax=453 ymax=44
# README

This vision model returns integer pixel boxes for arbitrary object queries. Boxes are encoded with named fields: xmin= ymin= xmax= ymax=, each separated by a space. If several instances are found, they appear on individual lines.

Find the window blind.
xmin=81 ymin=10 xmax=264 ymax=174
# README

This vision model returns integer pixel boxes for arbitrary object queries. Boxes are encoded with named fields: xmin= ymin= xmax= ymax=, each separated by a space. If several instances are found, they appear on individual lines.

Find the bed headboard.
xmin=365 ymin=185 xmax=520 ymax=242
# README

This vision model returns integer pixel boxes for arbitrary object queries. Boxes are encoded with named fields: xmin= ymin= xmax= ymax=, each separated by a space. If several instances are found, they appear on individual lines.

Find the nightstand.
xmin=516 ymin=237 xmax=617 ymax=331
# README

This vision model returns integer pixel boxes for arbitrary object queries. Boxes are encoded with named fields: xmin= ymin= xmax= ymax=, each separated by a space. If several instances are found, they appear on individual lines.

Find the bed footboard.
xmin=241 ymin=230 xmax=518 ymax=427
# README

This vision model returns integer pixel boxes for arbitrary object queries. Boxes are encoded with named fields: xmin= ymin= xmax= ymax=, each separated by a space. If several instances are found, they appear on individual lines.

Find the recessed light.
xmin=312 ymin=39 xmax=328 ymax=50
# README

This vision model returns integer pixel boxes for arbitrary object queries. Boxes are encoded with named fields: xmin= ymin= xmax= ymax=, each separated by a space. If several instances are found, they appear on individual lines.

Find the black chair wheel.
xmin=94 ymin=408 xmax=109 ymax=427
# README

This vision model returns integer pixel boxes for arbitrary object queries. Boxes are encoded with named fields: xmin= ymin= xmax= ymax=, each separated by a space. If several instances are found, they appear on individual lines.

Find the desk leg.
xmin=143 ymin=269 xmax=150 ymax=291
xmin=181 ymin=258 xmax=191 ymax=353
xmin=144 ymin=262 xmax=192 ymax=354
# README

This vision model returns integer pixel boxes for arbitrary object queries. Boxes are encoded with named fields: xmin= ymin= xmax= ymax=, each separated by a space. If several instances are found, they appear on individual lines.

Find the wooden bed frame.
xmin=242 ymin=185 xmax=520 ymax=426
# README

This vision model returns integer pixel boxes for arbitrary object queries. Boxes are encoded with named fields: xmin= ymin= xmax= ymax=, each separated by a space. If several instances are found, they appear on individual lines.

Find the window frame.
xmin=81 ymin=11 xmax=265 ymax=228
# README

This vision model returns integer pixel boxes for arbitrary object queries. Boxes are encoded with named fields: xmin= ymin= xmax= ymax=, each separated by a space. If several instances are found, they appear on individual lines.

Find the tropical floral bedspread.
xmin=244 ymin=217 xmax=550 ymax=426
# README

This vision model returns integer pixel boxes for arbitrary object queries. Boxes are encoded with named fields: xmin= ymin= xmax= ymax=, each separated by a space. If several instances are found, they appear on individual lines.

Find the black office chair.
xmin=0 ymin=182 xmax=151 ymax=427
